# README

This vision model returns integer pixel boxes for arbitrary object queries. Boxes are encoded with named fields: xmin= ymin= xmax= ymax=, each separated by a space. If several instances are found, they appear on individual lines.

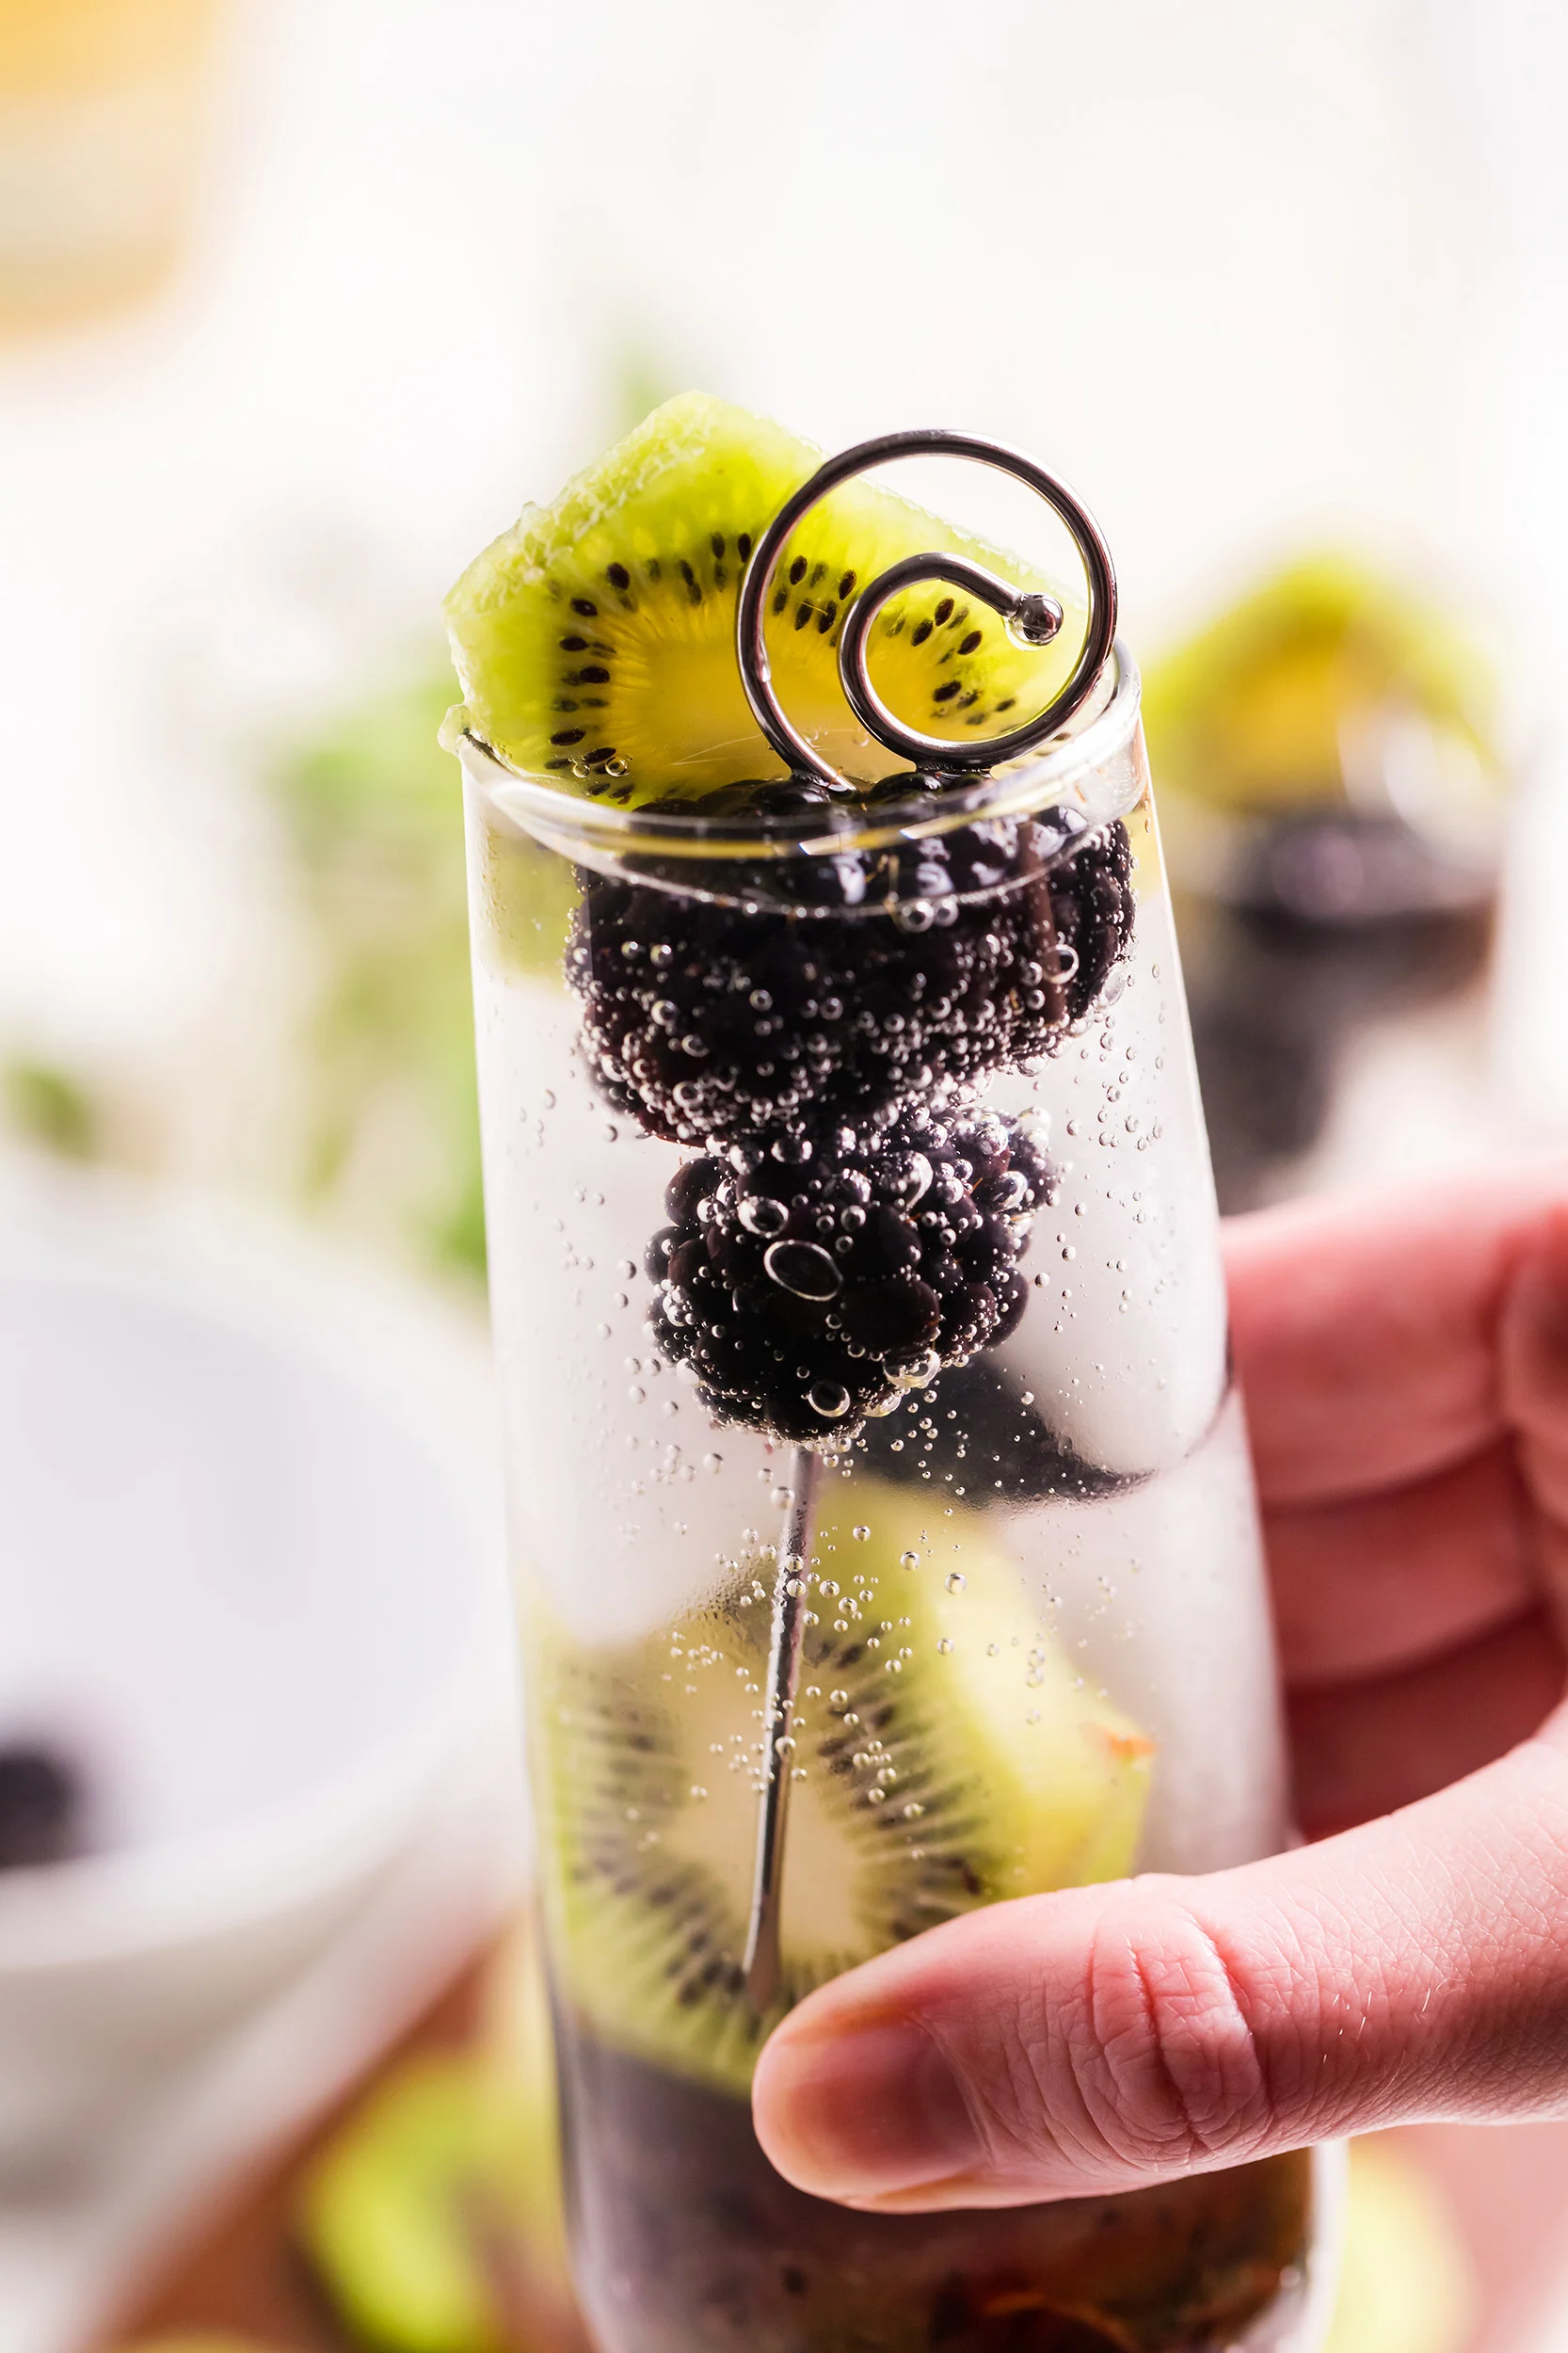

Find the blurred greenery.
xmin=271 ymin=665 xmax=486 ymax=1283
xmin=605 ymin=342 xmax=683 ymax=448
xmin=1 ymin=1055 xmax=99 ymax=1158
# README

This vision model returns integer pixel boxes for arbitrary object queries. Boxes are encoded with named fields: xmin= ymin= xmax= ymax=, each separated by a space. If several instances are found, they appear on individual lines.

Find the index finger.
xmin=1224 ymin=1159 xmax=1568 ymax=1508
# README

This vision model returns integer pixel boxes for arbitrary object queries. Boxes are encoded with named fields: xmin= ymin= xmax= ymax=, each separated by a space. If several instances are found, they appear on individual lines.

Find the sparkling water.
xmin=459 ymin=673 xmax=1334 ymax=2353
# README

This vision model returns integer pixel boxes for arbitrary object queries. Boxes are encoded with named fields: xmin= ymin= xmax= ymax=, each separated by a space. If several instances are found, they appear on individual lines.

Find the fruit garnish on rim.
xmin=442 ymin=392 xmax=1084 ymax=803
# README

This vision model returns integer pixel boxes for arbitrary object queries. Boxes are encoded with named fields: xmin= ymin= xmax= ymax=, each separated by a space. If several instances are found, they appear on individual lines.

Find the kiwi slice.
xmin=1142 ymin=554 xmax=1501 ymax=815
xmin=298 ymin=2057 xmax=507 ymax=2353
xmin=298 ymin=2033 xmax=575 ymax=2353
xmin=533 ymin=1482 xmax=1151 ymax=2099
xmin=443 ymin=392 xmax=1082 ymax=805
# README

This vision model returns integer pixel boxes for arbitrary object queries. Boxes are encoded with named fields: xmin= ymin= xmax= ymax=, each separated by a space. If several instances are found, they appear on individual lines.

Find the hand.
xmin=752 ymin=1165 xmax=1568 ymax=2211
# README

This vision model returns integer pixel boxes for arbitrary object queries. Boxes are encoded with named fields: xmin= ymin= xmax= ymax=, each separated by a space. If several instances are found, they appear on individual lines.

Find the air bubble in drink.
xmin=891 ymin=1151 xmax=934 ymax=1207
xmin=762 ymin=1240 xmax=840 ymax=1299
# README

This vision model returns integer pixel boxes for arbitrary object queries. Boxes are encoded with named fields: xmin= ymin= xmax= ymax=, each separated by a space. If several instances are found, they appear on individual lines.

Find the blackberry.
xmin=856 ymin=1357 xmax=1141 ymax=1503
xmin=568 ymin=816 xmax=1133 ymax=1147
xmin=0 ymin=1745 xmax=85 ymax=1870
xmin=1048 ymin=820 xmax=1136 ymax=1023
xmin=647 ymin=1105 xmax=1057 ymax=1444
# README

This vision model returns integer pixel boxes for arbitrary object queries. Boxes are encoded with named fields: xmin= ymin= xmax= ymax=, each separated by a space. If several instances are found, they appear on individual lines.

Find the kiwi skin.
xmin=532 ymin=1483 xmax=1152 ymax=2103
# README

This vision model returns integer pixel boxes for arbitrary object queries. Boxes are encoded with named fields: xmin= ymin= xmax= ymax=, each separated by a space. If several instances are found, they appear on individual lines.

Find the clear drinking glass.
xmin=456 ymin=648 xmax=1339 ymax=2353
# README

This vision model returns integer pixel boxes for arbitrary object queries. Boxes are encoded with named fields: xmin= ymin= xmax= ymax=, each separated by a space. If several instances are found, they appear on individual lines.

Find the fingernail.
xmin=753 ymin=2014 xmax=982 ymax=2202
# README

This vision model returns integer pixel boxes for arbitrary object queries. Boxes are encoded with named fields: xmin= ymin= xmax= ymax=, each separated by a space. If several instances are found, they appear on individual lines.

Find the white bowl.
xmin=0 ymin=1162 xmax=513 ymax=2179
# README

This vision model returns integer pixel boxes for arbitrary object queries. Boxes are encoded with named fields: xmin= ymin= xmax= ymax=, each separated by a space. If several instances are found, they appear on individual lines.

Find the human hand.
xmin=752 ymin=1166 xmax=1568 ymax=2210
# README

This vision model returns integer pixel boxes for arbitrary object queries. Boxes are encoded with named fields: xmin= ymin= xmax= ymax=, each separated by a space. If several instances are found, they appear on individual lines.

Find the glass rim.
xmin=455 ymin=638 xmax=1143 ymax=866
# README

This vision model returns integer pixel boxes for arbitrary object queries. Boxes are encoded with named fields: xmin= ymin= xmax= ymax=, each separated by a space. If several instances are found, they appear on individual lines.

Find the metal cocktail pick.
xmin=742 ymin=1445 xmax=822 ymax=2010
xmin=733 ymin=429 xmax=1118 ymax=2014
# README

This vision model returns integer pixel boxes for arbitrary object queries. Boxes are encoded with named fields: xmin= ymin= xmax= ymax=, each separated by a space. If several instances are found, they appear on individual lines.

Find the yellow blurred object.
xmin=1143 ymin=556 xmax=1501 ymax=817
xmin=1323 ymin=2138 xmax=1478 ymax=2353
xmin=0 ymin=0 xmax=219 ymax=333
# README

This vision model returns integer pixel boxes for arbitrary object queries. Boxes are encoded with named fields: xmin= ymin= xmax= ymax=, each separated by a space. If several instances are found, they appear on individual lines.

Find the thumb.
xmin=752 ymin=1718 xmax=1568 ymax=2211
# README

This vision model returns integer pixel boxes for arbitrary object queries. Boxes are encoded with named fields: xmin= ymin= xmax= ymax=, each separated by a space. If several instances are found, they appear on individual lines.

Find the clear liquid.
xmin=467 ymin=776 xmax=1317 ymax=2353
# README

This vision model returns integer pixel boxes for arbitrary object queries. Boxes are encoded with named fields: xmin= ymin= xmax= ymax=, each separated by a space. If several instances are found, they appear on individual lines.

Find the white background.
xmin=2 ymin=0 xmax=1566 ymax=1126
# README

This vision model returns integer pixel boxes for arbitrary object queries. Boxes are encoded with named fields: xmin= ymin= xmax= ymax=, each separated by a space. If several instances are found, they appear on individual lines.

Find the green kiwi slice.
xmin=297 ymin=2037 xmax=568 ymax=2353
xmin=443 ymin=392 xmax=1082 ymax=805
xmin=298 ymin=2058 xmax=500 ymax=2353
xmin=532 ymin=1482 xmax=1152 ymax=2100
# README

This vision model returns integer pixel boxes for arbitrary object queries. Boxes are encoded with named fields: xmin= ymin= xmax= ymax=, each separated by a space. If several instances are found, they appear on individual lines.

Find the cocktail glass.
xmin=455 ymin=643 xmax=1339 ymax=2353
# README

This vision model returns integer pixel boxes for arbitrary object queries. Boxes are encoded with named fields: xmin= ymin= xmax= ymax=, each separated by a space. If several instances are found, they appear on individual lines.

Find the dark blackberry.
xmin=856 ymin=1356 xmax=1143 ymax=1503
xmin=648 ymin=1105 xmax=1057 ymax=1444
xmin=568 ymin=817 xmax=1134 ymax=1146
xmin=663 ymin=772 xmax=856 ymax=821
xmin=0 ymin=1745 xmax=85 ymax=1869
xmin=1048 ymin=818 xmax=1136 ymax=1024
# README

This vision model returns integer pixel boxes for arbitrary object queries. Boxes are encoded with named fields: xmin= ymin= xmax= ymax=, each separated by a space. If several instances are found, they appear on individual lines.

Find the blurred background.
xmin=4 ymin=1 xmax=1568 ymax=2347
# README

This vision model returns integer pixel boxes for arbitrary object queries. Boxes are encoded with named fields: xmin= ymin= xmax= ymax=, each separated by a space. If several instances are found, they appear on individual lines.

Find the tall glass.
xmin=456 ymin=650 xmax=1338 ymax=2353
